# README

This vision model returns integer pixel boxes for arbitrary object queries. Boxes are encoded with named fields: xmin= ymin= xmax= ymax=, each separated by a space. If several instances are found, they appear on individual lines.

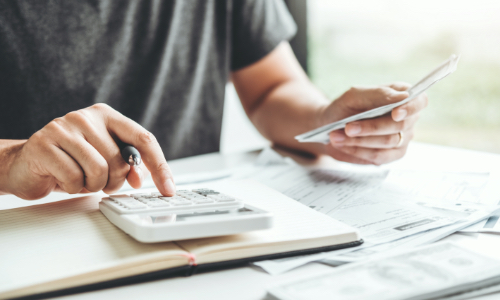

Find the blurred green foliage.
xmin=308 ymin=31 xmax=500 ymax=153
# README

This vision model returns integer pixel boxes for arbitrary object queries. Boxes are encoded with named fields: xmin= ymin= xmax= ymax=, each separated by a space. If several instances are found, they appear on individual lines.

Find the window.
xmin=308 ymin=0 xmax=500 ymax=153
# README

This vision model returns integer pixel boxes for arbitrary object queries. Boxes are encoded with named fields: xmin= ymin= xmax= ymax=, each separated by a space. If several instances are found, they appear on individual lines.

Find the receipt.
xmin=295 ymin=54 xmax=460 ymax=144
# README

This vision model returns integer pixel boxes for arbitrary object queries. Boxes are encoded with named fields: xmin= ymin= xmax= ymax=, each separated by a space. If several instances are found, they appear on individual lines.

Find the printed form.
xmin=239 ymin=164 xmax=460 ymax=245
xmin=239 ymin=148 xmax=498 ymax=274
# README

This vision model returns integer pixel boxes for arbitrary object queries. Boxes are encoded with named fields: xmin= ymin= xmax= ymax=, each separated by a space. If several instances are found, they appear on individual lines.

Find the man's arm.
xmin=231 ymin=42 xmax=427 ymax=165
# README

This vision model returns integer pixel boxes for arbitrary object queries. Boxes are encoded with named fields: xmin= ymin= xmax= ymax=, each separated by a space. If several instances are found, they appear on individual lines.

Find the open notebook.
xmin=0 ymin=180 xmax=361 ymax=299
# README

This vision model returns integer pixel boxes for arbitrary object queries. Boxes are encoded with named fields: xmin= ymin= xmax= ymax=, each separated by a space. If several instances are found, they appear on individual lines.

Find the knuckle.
xmin=156 ymin=161 xmax=171 ymax=174
xmin=347 ymin=137 xmax=359 ymax=146
xmin=29 ymin=131 xmax=46 ymax=145
xmin=65 ymin=111 xmax=96 ymax=131
xmin=346 ymin=86 xmax=361 ymax=98
xmin=109 ymin=163 xmax=130 ymax=179
xmin=88 ymin=161 xmax=109 ymax=180
xmin=370 ymin=150 xmax=384 ymax=165
xmin=348 ymin=86 xmax=358 ymax=93
xmin=103 ymin=183 xmax=123 ymax=195
xmin=65 ymin=110 xmax=87 ymax=123
xmin=137 ymin=131 xmax=158 ymax=145
xmin=65 ymin=169 xmax=84 ymax=189
xmin=386 ymin=135 xmax=396 ymax=146
xmin=91 ymin=103 xmax=111 ymax=111
xmin=46 ymin=118 xmax=66 ymax=132
xmin=43 ymin=119 xmax=68 ymax=139
xmin=367 ymin=121 xmax=379 ymax=132
xmin=378 ymin=86 xmax=392 ymax=96
xmin=345 ymin=146 xmax=360 ymax=157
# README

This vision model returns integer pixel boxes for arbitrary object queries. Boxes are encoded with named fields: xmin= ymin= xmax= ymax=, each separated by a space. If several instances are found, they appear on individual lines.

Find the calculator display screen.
xmin=136 ymin=207 xmax=260 ymax=225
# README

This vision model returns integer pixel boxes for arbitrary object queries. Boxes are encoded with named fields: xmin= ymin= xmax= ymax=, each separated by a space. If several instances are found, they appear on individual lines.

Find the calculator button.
xmin=192 ymin=188 xmax=220 ymax=196
xmin=142 ymin=198 xmax=166 ymax=204
xmin=160 ymin=196 xmax=183 ymax=202
xmin=181 ymin=194 xmax=203 ymax=200
xmin=122 ymin=201 xmax=147 ymax=210
xmin=150 ymin=192 xmax=163 ymax=197
xmin=110 ymin=194 xmax=132 ymax=201
xmin=192 ymin=198 xmax=215 ymax=204
xmin=147 ymin=201 xmax=170 ymax=208
xmin=170 ymin=199 xmax=193 ymax=206
xmin=208 ymin=194 xmax=235 ymax=202
xmin=130 ymin=193 xmax=151 ymax=199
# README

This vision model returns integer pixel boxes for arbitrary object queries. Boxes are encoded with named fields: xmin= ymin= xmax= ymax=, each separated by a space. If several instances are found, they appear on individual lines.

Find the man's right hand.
xmin=0 ymin=103 xmax=175 ymax=200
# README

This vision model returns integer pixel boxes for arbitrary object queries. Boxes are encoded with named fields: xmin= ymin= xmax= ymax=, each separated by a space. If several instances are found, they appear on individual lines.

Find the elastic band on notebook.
xmin=180 ymin=253 xmax=197 ymax=266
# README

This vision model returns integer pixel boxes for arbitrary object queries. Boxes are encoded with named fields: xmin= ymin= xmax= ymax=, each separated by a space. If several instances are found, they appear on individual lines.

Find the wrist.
xmin=0 ymin=140 xmax=26 ymax=195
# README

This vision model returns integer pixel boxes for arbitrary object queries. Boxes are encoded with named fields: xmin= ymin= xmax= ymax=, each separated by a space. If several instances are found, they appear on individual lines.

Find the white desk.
xmin=2 ymin=142 xmax=500 ymax=300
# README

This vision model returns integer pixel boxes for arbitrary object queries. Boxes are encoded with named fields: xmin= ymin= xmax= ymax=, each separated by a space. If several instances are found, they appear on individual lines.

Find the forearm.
xmin=0 ymin=140 xmax=26 ymax=195
xmin=248 ymin=79 xmax=331 ymax=156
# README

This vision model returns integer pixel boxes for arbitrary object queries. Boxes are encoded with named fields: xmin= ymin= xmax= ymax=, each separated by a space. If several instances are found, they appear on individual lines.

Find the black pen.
xmin=121 ymin=145 xmax=141 ymax=166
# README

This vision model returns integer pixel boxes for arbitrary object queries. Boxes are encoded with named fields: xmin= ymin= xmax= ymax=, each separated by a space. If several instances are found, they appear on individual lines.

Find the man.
xmin=0 ymin=0 xmax=427 ymax=200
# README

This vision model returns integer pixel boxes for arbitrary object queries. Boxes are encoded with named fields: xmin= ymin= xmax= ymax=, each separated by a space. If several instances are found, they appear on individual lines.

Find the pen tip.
xmin=129 ymin=155 xmax=141 ymax=166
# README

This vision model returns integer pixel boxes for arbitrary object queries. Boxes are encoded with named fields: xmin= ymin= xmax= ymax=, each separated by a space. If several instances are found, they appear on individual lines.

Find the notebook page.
xmin=0 ymin=195 xmax=188 ymax=298
xmin=176 ymin=180 xmax=360 ymax=263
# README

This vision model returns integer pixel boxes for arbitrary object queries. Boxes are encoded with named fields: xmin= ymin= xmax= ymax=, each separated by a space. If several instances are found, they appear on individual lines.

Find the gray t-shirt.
xmin=0 ymin=0 xmax=296 ymax=159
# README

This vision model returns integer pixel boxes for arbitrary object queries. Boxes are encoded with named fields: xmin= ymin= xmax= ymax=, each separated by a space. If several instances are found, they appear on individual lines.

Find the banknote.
xmin=268 ymin=242 xmax=500 ymax=300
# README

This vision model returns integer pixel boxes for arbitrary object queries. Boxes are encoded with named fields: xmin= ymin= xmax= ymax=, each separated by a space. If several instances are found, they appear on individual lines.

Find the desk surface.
xmin=2 ymin=142 xmax=500 ymax=300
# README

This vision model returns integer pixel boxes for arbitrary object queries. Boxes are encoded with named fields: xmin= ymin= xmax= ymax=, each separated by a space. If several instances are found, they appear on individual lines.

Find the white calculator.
xmin=99 ymin=188 xmax=273 ymax=243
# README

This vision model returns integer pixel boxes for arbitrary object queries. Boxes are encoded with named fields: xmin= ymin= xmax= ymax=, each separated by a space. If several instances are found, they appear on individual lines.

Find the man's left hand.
xmin=321 ymin=83 xmax=428 ymax=165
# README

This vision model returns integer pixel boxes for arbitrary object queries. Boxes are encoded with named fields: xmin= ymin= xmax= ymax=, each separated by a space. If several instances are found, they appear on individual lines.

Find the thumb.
xmin=363 ymin=87 xmax=409 ymax=109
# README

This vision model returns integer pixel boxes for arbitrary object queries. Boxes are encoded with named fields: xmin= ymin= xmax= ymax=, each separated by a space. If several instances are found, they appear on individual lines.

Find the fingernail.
xmin=330 ymin=132 xmax=345 ymax=143
xmin=164 ymin=178 xmax=176 ymax=195
xmin=394 ymin=109 xmax=407 ymax=121
xmin=346 ymin=123 xmax=361 ymax=136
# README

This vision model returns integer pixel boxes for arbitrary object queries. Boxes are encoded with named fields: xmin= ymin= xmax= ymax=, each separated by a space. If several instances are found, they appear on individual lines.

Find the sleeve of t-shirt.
xmin=231 ymin=0 xmax=297 ymax=71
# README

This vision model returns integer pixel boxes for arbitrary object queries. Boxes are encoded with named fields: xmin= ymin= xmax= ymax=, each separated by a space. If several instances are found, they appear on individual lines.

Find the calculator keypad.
xmin=102 ymin=189 xmax=242 ymax=214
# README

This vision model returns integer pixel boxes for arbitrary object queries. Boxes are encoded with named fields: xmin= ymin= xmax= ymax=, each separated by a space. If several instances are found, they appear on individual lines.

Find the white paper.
xmin=382 ymin=170 xmax=497 ymax=206
xmin=460 ymin=215 xmax=500 ymax=234
xmin=268 ymin=243 xmax=500 ymax=300
xmin=295 ymin=54 xmax=460 ymax=144
xmin=252 ymin=247 xmax=357 ymax=276
xmin=235 ymin=164 xmax=389 ymax=213
xmin=328 ymin=190 xmax=459 ymax=245
xmin=240 ymin=157 xmax=497 ymax=275
xmin=240 ymin=164 xmax=460 ymax=245
xmin=325 ymin=208 xmax=493 ymax=264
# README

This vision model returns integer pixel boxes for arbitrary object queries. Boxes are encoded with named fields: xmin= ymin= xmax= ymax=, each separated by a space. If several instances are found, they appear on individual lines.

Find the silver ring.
xmin=396 ymin=131 xmax=404 ymax=148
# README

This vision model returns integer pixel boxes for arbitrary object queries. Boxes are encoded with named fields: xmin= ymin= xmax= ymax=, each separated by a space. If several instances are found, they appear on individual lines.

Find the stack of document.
xmin=267 ymin=243 xmax=500 ymax=300
xmin=232 ymin=148 xmax=499 ymax=275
